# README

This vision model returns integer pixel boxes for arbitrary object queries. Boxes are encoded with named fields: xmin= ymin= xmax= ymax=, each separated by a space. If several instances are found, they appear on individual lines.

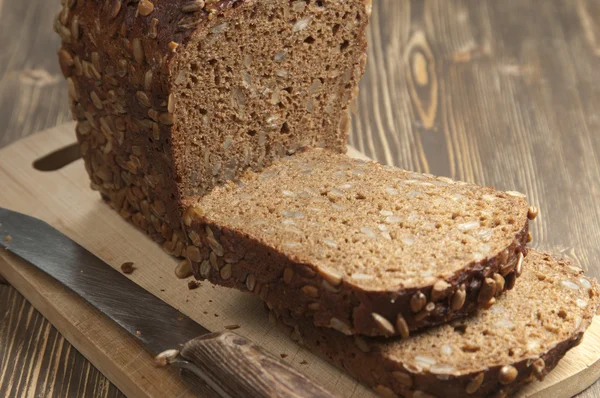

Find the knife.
xmin=0 ymin=207 xmax=334 ymax=398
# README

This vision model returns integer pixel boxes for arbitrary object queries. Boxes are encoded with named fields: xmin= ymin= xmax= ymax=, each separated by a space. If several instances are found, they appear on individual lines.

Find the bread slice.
xmin=183 ymin=149 xmax=531 ymax=336
xmin=55 ymin=0 xmax=370 ymax=251
xmin=271 ymin=250 xmax=600 ymax=398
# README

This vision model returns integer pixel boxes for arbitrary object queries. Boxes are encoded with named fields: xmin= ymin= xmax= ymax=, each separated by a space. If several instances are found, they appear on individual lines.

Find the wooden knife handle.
xmin=171 ymin=331 xmax=335 ymax=398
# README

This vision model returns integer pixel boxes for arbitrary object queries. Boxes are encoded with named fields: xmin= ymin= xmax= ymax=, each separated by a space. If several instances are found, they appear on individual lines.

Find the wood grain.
xmin=1 ymin=0 xmax=600 ymax=397
xmin=178 ymin=332 xmax=333 ymax=397
xmin=0 ymin=286 xmax=122 ymax=398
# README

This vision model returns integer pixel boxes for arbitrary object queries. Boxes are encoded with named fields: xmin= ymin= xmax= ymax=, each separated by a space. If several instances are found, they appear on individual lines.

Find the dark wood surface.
xmin=1 ymin=0 xmax=600 ymax=397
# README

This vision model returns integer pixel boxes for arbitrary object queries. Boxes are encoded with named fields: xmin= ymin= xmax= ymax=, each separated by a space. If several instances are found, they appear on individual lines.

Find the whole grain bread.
xmin=55 ymin=0 xmax=370 ymax=253
xmin=183 ymin=149 xmax=531 ymax=336
xmin=271 ymin=250 xmax=600 ymax=398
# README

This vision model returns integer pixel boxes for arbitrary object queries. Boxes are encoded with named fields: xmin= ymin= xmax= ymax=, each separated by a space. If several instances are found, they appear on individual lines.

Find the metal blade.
xmin=0 ymin=207 xmax=209 ymax=355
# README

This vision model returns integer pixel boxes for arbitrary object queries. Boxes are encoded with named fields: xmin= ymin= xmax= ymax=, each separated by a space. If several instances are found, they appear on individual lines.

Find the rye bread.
xmin=271 ymin=250 xmax=600 ymax=398
xmin=183 ymin=149 xmax=531 ymax=336
xmin=55 ymin=0 xmax=370 ymax=253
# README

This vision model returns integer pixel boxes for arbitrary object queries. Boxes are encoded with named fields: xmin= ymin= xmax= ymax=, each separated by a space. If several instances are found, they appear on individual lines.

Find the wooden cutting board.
xmin=1 ymin=123 xmax=599 ymax=398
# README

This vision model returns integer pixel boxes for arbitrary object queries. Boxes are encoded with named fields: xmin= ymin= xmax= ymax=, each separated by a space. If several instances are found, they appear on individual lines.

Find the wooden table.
xmin=1 ymin=1 xmax=599 ymax=397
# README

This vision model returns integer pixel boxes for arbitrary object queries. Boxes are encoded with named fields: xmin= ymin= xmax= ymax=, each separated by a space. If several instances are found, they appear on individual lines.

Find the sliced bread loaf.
xmin=271 ymin=250 xmax=600 ymax=398
xmin=56 ymin=0 xmax=370 ymax=251
xmin=183 ymin=149 xmax=532 ymax=336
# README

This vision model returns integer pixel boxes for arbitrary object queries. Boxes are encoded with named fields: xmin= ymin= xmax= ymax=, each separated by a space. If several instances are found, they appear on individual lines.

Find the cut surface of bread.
xmin=56 ymin=0 xmax=370 ymax=252
xmin=184 ymin=149 xmax=531 ymax=336
xmin=271 ymin=250 xmax=600 ymax=398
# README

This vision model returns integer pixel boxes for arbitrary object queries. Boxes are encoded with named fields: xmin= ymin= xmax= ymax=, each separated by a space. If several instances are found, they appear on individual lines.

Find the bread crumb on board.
xmin=121 ymin=262 xmax=135 ymax=274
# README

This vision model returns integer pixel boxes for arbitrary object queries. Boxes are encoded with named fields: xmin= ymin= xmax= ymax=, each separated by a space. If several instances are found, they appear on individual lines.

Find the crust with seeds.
xmin=184 ymin=149 xmax=531 ymax=336
xmin=270 ymin=251 xmax=600 ymax=397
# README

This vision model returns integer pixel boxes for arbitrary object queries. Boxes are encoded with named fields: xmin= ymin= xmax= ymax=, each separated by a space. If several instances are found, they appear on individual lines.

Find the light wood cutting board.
xmin=1 ymin=123 xmax=599 ymax=398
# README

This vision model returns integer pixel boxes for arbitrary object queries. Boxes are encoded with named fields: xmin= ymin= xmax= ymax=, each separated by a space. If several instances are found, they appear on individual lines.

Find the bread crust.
xmin=186 ymin=209 xmax=529 ymax=337
xmin=270 ymin=251 xmax=600 ymax=397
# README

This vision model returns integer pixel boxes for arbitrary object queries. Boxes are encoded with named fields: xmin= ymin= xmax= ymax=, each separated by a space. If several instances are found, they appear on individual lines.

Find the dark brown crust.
xmin=185 ymin=204 xmax=530 ymax=337
xmin=269 ymin=252 xmax=600 ymax=398
xmin=56 ymin=0 xmax=246 ymax=252
xmin=272 ymin=311 xmax=590 ymax=398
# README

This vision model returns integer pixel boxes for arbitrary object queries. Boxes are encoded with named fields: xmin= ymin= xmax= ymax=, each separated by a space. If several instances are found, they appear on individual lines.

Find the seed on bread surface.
xmin=411 ymin=291 xmax=427 ymax=313
xmin=498 ymin=365 xmax=518 ymax=384
xmin=274 ymin=251 xmax=599 ymax=397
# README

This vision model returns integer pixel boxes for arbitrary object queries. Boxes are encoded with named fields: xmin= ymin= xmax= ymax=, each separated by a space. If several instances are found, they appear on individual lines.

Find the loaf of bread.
xmin=183 ymin=149 xmax=531 ymax=336
xmin=271 ymin=250 xmax=600 ymax=398
xmin=55 ymin=0 xmax=371 ymax=253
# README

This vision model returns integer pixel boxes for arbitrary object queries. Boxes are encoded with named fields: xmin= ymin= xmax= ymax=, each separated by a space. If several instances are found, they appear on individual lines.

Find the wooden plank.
xmin=1 ymin=123 xmax=600 ymax=398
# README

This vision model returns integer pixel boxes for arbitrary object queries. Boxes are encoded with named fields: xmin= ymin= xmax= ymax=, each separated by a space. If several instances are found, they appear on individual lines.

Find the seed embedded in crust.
xmin=175 ymin=259 xmax=192 ymax=279
xmin=185 ymin=245 xmax=202 ymax=262
xmin=182 ymin=0 xmax=205 ymax=13
xmin=392 ymin=370 xmax=413 ymax=387
xmin=532 ymin=358 xmax=545 ymax=380
xmin=451 ymin=288 xmax=466 ymax=311
xmin=516 ymin=252 xmax=524 ymax=276
xmin=527 ymin=231 xmax=533 ymax=243
xmin=415 ymin=304 xmax=434 ymax=321
xmin=527 ymin=206 xmax=539 ymax=220
xmin=66 ymin=78 xmax=78 ymax=101
xmin=220 ymin=264 xmax=232 ymax=280
xmin=353 ymin=335 xmax=370 ymax=353
xmin=245 ymin=274 xmax=256 ymax=292
xmin=500 ymin=258 xmax=516 ymax=276
xmin=373 ymin=385 xmax=397 ymax=398
xmin=499 ymin=249 xmax=509 ymax=265
xmin=200 ymin=260 xmax=211 ymax=278
xmin=431 ymin=280 xmax=451 ymax=301
xmin=465 ymin=372 xmax=484 ymax=394
xmin=183 ymin=206 xmax=205 ymax=227
xmin=90 ymin=91 xmax=103 ymax=109
xmin=493 ymin=273 xmax=505 ymax=295
xmin=396 ymin=314 xmax=410 ymax=338
xmin=478 ymin=278 xmax=496 ymax=304
xmin=209 ymin=252 xmax=218 ymax=270
xmin=319 ymin=267 xmax=343 ymax=287
xmin=410 ymin=291 xmax=427 ymax=312
xmin=138 ymin=0 xmax=154 ymax=16
xmin=168 ymin=93 xmax=175 ymax=113
xmin=153 ymin=349 xmax=179 ymax=367
xmin=168 ymin=41 xmax=179 ymax=52
xmin=132 ymin=38 xmax=145 ymax=64
xmin=149 ymin=17 xmax=159 ymax=38
xmin=413 ymin=391 xmax=434 ymax=398
xmin=330 ymin=318 xmax=352 ymax=335
xmin=136 ymin=91 xmax=151 ymax=107
xmin=499 ymin=365 xmax=518 ymax=384
xmin=109 ymin=0 xmax=122 ymax=18
xmin=307 ymin=302 xmax=320 ymax=311
xmin=159 ymin=112 xmax=175 ymax=125
xmin=372 ymin=313 xmax=395 ymax=336
xmin=283 ymin=267 xmax=294 ymax=284
xmin=302 ymin=285 xmax=319 ymax=298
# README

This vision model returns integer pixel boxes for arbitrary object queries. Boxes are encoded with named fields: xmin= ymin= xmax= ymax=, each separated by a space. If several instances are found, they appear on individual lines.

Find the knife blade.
xmin=0 ymin=207 xmax=334 ymax=398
